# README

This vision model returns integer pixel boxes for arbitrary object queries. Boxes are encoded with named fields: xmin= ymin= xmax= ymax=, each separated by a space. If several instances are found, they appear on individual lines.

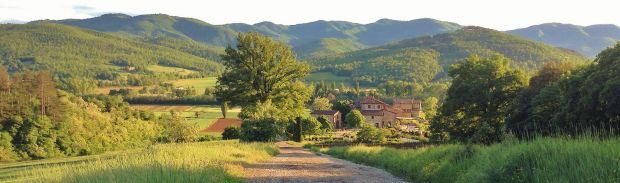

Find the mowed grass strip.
xmin=167 ymin=77 xmax=218 ymax=93
xmin=1 ymin=141 xmax=277 ymax=183
xmin=321 ymin=137 xmax=620 ymax=183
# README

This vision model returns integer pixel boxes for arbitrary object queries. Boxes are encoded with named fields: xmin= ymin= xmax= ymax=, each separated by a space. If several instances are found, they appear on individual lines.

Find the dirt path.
xmin=244 ymin=142 xmax=407 ymax=183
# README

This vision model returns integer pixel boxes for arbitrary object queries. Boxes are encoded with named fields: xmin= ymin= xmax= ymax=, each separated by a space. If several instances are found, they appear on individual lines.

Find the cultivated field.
xmin=166 ymin=77 xmax=218 ymax=93
xmin=0 ymin=141 xmax=277 ymax=183
xmin=304 ymin=72 xmax=351 ymax=86
xmin=131 ymin=105 xmax=240 ymax=132
xmin=147 ymin=65 xmax=198 ymax=76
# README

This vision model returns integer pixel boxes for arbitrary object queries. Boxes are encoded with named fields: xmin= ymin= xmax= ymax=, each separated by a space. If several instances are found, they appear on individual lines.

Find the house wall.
xmin=382 ymin=111 xmax=397 ymax=127
xmin=361 ymin=104 xmax=383 ymax=111
xmin=364 ymin=114 xmax=383 ymax=127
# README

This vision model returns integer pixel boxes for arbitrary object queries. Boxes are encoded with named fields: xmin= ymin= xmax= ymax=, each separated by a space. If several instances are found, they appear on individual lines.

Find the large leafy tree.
xmin=216 ymin=32 xmax=310 ymax=109
xmin=506 ymin=62 xmax=576 ymax=136
xmin=431 ymin=54 xmax=526 ymax=144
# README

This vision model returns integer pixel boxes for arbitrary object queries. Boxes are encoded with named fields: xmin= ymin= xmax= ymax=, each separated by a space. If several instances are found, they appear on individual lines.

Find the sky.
xmin=0 ymin=0 xmax=618 ymax=30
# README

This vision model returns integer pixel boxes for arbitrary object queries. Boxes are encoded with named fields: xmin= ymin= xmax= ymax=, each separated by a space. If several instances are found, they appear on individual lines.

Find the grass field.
xmin=147 ymin=65 xmax=198 ymax=76
xmin=320 ymin=137 xmax=620 ymax=183
xmin=131 ymin=105 xmax=240 ymax=131
xmin=167 ymin=77 xmax=218 ymax=93
xmin=0 ymin=141 xmax=277 ymax=183
xmin=304 ymin=72 xmax=351 ymax=86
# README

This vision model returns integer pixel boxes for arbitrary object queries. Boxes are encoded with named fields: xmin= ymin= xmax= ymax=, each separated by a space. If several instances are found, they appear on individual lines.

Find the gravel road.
xmin=244 ymin=142 xmax=407 ymax=183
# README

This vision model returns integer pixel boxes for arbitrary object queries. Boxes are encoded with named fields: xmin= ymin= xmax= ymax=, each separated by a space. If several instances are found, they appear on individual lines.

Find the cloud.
xmin=73 ymin=5 xmax=104 ymax=16
xmin=0 ymin=5 xmax=17 ymax=9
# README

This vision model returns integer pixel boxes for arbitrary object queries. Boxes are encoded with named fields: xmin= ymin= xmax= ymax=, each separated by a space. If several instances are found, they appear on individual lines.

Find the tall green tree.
xmin=431 ymin=55 xmax=526 ymax=144
xmin=345 ymin=109 xmax=365 ymax=128
xmin=216 ymin=32 xmax=310 ymax=108
xmin=311 ymin=97 xmax=332 ymax=110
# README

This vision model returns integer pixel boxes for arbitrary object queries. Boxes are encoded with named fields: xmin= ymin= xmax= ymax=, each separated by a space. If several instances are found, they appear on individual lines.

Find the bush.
xmin=222 ymin=126 xmax=241 ymax=140
xmin=240 ymin=119 xmax=280 ymax=142
xmin=356 ymin=125 xmax=389 ymax=144
xmin=197 ymin=135 xmax=219 ymax=142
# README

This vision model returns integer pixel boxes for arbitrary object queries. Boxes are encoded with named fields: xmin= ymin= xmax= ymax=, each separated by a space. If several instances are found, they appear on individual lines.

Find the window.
xmin=371 ymin=116 xmax=374 ymax=119
xmin=378 ymin=105 xmax=382 ymax=109
xmin=368 ymin=105 xmax=371 ymax=108
xmin=375 ymin=123 xmax=379 ymax=127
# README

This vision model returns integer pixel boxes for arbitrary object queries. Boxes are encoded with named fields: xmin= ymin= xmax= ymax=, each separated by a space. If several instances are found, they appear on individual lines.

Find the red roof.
xmin=361 ymin=110 xmax=384 ymax=116
xmin=359 ymin=96 xmax=388 ymax=105
xmin=394 ymin=98 xmax=422 ymax=105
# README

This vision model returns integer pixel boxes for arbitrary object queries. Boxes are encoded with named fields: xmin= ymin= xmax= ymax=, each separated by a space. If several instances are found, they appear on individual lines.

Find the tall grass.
xmin=1 ymin=141 xmax=277 ymax=183
xmin=323 ymin=137 xmax=620 ymax=183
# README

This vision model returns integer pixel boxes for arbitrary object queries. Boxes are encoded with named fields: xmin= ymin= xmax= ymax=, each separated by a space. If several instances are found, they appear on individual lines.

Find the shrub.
xmin=222 ymin=126 xmax=241 ymax=140
xmin=356 ymin=125 xmax=388 ymax=144
xmin=345 ymin=109 xmax=365 ymax=128
xmin=240 ymin=119 xmax=280 ymax=142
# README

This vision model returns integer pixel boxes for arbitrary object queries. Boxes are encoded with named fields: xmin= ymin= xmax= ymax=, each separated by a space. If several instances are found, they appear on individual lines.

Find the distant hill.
xmin=508 ymin=23 xmax=620 ymax=57
xmin=293 ymin=38 xmax=367 ymax=59
xmin=45 ymin=14 xmax=462 ymax=58
xmin=310 ymin=26 xmax=590 ymax=85
xmin=0 ymin=23 xmax=222 ymax=81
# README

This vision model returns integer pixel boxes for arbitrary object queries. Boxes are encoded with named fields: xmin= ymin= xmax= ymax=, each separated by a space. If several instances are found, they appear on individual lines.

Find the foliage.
xmin=0 ymin=23 xmax=222 ymax=89
xmin=0 ymin=71 xmax=164 ymax=161
xmin=422 ymin=97 xmax=439 ymax=119
xmin=323 ymin=136 xmax=620 ymax=183
xmin=317 ymin=116 xmax=334 ymax=132
xmin=156 ymin=113 xmax=199 ymax=143
xmin=311 ymin=97 xmax=332 ymax=110
xmin=345 ymin=110 xmax=365 ymax=128
xmin=221 ymin=101 xmax=229 ymax=119
xmin=356 ymin=124 xmax=389 ymax=143
xmin=300 ymin=117 xmax=321 ymax=136
xmin=1 ymin=141 xmax=277 ymax=182
xmin=432 ymin=55 xmax=526 ymax=144
xmin=508 ymin=43 xmax=620 ymax=137
xmin=239 ymin=118 xmax=282 ymax=142
xmin=310 ymin=26 xmax=589 ymax=86
xmin=221 ymin=126 xmax=240 ymax=140
xmin=332 ymin=99 xmax=353 ymax=123
xmin=216 ymin=32 xmax=309 ymax=107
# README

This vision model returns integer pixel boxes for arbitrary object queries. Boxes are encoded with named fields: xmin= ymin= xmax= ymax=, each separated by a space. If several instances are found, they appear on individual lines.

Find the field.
xmin=319 ymin=137 xmax=620 ymax=183
xmin=147 ymin=65 xmax=198 ymax=76
xmin=131 ymin=105 xmax=240 ymax=133
xmin=304 ymin=72 xmax=351 ymax=86
xmin=202 ymin=119 xmax=243 ymax=133
xmin=0 ymin=141 xmax=277 ymax=183
xmin=167 ymin=77 xmax=218 ymax=93
xmin=95 ymin=86 xmax=143 ymax=95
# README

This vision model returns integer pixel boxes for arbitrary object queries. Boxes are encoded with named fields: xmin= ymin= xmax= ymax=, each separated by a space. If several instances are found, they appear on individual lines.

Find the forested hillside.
xmin=508 ymin=23 xmax=620 ymax=57
xmin=48 ymin=14 xmax=462 ymax=58
xmin=0 ymin=23 xmax=223 ymax=93
xmin=310 ymin=26 xmax=590 ymax=85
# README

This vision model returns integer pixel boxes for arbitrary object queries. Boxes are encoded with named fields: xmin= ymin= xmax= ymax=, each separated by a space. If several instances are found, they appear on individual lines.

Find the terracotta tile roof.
xmin=394 ymin=98 xmax=422 ymax=105
xmin=359 ymin=96 xmax=388 ymax=105
xmin=384 ymin=107 xmax=403 ymax=114
xmin=360 ymin=110 xmax=384 ymax=116
xmin=311 ymin=110 xmax=340 ymax=115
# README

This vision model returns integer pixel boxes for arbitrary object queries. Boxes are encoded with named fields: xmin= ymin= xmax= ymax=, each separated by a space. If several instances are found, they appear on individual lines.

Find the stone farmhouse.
xmin=310 ymin=110 xmax=342 ymax=129
xmin=354 ymin=96 xmax=423 ymax=128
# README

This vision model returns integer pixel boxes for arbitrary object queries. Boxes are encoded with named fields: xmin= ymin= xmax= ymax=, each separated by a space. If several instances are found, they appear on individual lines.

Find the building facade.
xmin=310 ymin=110 xmax=342 ymax=129
xmin=355 ymin=96 xmax=422 ymax=128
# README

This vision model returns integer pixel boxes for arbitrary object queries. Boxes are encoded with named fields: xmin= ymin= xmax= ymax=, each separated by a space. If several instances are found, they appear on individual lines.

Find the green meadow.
xmin=0 ymin=141 xmax=277 ymax=183
xmin=131 ymin=105 xmax=240 ymax=130
xmin=167 ymin=77 xmax=218 ymax=93
xmin=320 ymin=137 xmax=620 ymax=183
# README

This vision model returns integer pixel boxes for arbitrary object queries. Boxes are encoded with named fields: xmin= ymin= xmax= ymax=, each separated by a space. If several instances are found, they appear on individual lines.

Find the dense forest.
xmin=0 ymin=23 xmax=223 ymax=93
xmin=310 ymin=26 xmax=590 ymax=86
xmin=47 ymin=14 xmax=462 ymax=58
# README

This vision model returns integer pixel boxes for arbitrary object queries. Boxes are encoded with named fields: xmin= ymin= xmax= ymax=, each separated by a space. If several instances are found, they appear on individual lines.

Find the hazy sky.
xmin=1 ymin=0 xmax=618 ymax=30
